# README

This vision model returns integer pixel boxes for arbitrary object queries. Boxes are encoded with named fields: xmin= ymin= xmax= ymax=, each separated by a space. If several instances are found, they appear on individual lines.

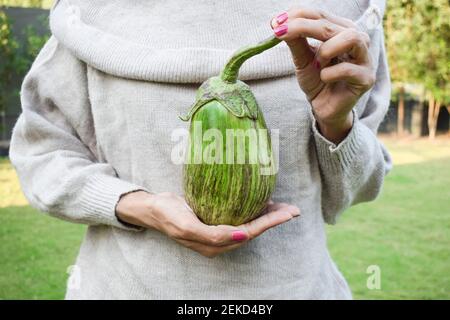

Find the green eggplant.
xmin=181 ymin=35 xmax=281 ymax=226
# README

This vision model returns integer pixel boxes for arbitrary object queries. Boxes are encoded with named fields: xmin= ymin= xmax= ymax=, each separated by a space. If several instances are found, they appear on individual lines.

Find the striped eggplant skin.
xmin=181 ymin=36 xmax=281 ymax=226
xmin=183 ymin=93 xmax=276 ymax=226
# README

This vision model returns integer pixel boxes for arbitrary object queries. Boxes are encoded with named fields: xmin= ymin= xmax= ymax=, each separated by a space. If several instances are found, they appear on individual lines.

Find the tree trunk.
xmin=434 ymin=101 xmax=441 ymax=137
xmin=447 ymin=105 xmax=450 ymax=136
xmin=410 ymin=101 xmax=423 ymax=137
xmin=397 ymin=86 xmax=405 ymax=136
xmin=427 ymin=96 xmax=441 ymax=139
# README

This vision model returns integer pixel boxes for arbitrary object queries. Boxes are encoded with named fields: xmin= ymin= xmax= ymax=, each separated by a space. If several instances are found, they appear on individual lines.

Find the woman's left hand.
xmin=271 ymin=8 xmax=376 ymax=144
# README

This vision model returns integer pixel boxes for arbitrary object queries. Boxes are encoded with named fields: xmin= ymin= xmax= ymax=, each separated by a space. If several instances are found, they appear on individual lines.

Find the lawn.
xmin=0 ymin=138 xmax=449 ymax=299
xmin=327 ymin=137 xmax=450 ymax=299
xmin=0 ymin=158 xmax=86 ymax=299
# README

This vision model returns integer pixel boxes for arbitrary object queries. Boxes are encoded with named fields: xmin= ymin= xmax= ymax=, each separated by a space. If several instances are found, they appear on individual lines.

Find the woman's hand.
xmin=116 ymin=191 xmax=300 ymax=258
xmin=271 ymin=8 xmax=376 ymax=144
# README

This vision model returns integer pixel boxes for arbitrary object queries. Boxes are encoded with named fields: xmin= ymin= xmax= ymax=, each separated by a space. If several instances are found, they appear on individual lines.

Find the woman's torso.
xmin=61 ymin=0 xmax=383 ymax=299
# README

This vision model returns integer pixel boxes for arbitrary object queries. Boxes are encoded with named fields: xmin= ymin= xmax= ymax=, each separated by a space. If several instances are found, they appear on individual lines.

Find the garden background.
xmin=1 ymin=0 xmax=449 ymax=299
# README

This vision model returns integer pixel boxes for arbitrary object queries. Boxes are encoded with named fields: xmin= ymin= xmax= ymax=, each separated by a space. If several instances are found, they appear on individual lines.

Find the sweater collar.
xmin=50 ymin=0 xmax=381 ymax=84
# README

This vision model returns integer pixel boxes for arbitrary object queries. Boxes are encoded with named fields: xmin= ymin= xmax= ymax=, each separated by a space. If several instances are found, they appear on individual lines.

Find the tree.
xmin=0 ymin=0 xmax=51 ymax=8
xmin=0 ymin=10 xmax=18 ymax=116
xmin=0 ymin=7 xmax=49 ymax=138
xmin=385 ymin=1 xmax=415 ymax=136
xmin=411 ymin=1 xmax=450 ymax=139
xmin=385 ymin=0 xmax=450 ymax=139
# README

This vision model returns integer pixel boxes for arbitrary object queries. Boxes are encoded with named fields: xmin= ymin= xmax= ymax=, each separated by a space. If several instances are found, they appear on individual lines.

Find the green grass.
xmin=0 ymin=157 xmax=85 ymax=299
xmin=327 ymin=157 xmax=450 ymax=299
xmin=0 ymin=206 xmax=85 ymax=299
xmin=0 ymin=138 xmax=449 ymax=299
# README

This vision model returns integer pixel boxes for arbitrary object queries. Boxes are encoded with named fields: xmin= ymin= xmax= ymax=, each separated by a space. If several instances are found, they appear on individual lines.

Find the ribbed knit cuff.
xmin=79 ymin=174 xmax=148 ymax=231
xmin=310 ymin=108 xmax=363 ymax=172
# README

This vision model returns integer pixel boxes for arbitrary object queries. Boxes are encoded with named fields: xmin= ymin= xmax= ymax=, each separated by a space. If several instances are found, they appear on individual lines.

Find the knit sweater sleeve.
xmin=311 ymin=30 xmax=393 ymax=225
xmin=9 ymin=37 xmax=147 ymax=230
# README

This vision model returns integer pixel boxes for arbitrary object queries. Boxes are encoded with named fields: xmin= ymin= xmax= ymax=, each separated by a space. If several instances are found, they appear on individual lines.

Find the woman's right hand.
xmin=116 ymin=191 xmax=300 ymax=258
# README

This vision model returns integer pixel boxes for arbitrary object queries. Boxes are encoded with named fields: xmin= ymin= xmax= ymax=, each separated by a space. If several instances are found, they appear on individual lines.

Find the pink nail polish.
xmin=232 ymin=231 xmax=247 ymax=242
xmin=274 ymin=24 xmax=288 ymax=37
xmin=276 ymin=12 xmax=288 ymax=25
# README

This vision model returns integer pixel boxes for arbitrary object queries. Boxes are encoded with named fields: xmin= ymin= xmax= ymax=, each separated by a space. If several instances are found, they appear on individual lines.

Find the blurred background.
xmin=0 ymin=0 xmax=449 ymax=299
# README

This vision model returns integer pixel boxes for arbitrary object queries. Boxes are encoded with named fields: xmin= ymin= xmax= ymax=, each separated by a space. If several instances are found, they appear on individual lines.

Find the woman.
xmin=10 ymin=0 xmax=391 ymax=299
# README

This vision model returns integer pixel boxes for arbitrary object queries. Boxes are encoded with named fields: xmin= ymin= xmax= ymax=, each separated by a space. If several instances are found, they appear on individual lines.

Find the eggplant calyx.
xmin=180 ymin=76 xmax=259 ymax=121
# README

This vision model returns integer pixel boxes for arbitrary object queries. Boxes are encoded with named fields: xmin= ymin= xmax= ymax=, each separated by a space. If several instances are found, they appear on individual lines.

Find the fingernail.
xmin=232 ymin=231 xmax=247 ymax=242
xmin=292 ymin=209 xmax=300 ymax=217
xmin=270 ymin=18 xmax=275 ymax=30
xmin=274 ymin=24 xmax=288 ymax=37
xmin=276 ymin=12 xmax=288 ymax=25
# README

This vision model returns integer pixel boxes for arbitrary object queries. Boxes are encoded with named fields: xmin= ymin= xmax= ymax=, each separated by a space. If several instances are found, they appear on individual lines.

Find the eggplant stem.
xmin=220 ymin=35 xmax=282 ymax=84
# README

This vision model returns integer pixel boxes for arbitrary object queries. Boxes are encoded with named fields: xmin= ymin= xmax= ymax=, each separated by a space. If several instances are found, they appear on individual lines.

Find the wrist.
xmin=314 ymin=112 xmax=353 ymax=144
xmin=115 ymin=190 xmax=155 ymax=228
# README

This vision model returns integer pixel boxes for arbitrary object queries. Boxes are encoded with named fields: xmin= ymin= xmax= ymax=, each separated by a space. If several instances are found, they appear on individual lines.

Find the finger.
xmin=175 ymin=238 xmax=245 ymax=258
xmin=273 ymin=18 xmax=346 ymax=70
xmin=182 ymin=199 xmax=195 ymax=214
xmin=179 ymin=219 xmax=248 ymax=247
xmin=275 ymin=18 xmax=346 ymax=43
xmin=287 ymin=37 xmax=315 ymax=70
xmin=316 ymin=29 xmax=371 ymax=67
xmin=271 ymin=7 xmax=356 ymax=30
xmin=287 ymin=7 xmax=356 ymax=29
xmin=261 ymin=199 xmax=274 ymax=214
xmin=266 ymin=201 xmax=300 ymax=214
xmin=270 ymin=17 xmax=314 ymax=69
xmin=240 ymin=205 xmax=300 ymax=240
xmin=320 ymin=62 xmax=375 ymax=91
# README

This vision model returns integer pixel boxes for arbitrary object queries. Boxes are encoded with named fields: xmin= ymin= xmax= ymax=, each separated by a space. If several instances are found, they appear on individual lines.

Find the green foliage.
xmin=385 ymin=2 xmax=412 ymax=85
xmin=0 ymin=10 xmax=18 ymax=114
xmin=23 ymin=22 xmax=48 ymax=58
xmin=385 ymin=0 xmax=450 ymax=104
xmin=0 ymin=0 xmax=52 ymax=9
xmin=0 ymin=8 xmax=49 ymax=116
xmin=17 ymin=14 xmax=49 ymax=71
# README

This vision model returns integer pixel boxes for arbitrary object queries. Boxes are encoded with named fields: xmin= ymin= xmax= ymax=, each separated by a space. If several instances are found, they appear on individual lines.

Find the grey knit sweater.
xmin=10 ymin=0 xmax=392 ymax=299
